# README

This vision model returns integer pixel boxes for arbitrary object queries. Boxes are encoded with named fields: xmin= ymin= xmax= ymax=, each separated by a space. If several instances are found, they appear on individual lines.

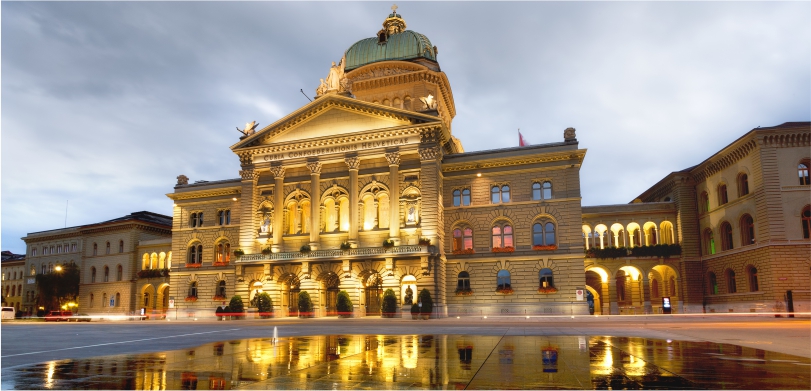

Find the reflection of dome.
xmin=344 ymin=11 xmax=437 ymax=72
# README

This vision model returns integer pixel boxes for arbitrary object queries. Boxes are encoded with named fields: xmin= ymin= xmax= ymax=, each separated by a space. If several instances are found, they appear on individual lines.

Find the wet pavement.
xmin=2 ymin=334 xmax=808 ymax=390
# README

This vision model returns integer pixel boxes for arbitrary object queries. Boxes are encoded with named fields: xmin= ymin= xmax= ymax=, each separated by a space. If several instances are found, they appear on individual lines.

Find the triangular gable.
xmin=231 ymin=94 xmax=441 ymax=150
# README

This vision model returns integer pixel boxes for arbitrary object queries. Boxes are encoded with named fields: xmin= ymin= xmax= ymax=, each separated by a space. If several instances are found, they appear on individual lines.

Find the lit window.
xmin=491 ymin=223 xmax=513 ymax=248
xmin=539 ymin=268 xmax=554 ymax=288
xmin=740 ymin=214 xmax=755 ymax=246
xmin=452 ymin=227 xmax=474 ymax=252
xmin=720 ymin=222 xmax=734 ymax=251
xmin=216 ymin=242 xmax=231 ymax=263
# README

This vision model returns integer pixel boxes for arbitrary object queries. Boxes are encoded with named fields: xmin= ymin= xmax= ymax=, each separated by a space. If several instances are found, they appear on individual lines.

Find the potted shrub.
xmin=233 ymin=249 xmax=245 ymax=257
xmin=229 ymin=295 xmax=245 ymax=319
xmin=382 ymin=289 xmax=397 ymax=318
xmin=215 ymin=306 xmax=224 ymax=321
xmin=418 ymin=289 xmax=433 ymax=320
xmin=256 ymin=292 xmax=273 ymax=319
xmin=411 ymin=303 xmax=420 ymax=320
xmin=222 ymin=305 xmax=232 ymax=320
xmin=300 ymin=244 xmax=312 ymax=254
xmin=261 ymin=247 xmax=272 ymax=255
xmin=382 ymin=239 xmax=395 ymax=248
xmin=418 ymin=237 xmax=431 ymax=246
xmin=340 ymin=241 xmax=352 ymax=251
xmin=336 ymin=290 xmax=353 ymax=318
xmin=492 ymin=246 xmax=515 ymax=253
xmin=298 ymin=291 xmax=313 ymax=318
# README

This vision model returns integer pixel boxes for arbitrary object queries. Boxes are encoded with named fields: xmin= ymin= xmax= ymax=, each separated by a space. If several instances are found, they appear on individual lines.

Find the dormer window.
xmin=378 ymin=31 xmax=387 ymax=44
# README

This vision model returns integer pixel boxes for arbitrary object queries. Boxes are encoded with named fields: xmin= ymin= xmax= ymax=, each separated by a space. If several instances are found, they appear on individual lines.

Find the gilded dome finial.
xmin=382 ymin=4 xmax=406 ymax=36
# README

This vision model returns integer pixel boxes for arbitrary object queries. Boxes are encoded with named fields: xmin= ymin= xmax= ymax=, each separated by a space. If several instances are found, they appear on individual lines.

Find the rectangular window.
xmin=31 ymin=248 xmax=37 ymax=256
xmin=71 ymin=244 xmax=77 ymax=252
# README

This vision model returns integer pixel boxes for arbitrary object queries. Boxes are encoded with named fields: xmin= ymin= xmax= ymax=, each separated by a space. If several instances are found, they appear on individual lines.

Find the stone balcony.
xmin=236 ymin=245 xmax=431 ymax=264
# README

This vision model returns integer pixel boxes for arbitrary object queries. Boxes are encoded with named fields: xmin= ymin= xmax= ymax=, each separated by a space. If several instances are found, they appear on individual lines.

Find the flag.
xmin=518 ymin=129 xmax=528 ymax=146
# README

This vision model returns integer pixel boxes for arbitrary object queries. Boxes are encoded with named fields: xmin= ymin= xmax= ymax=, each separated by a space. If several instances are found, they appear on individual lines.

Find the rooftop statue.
xmin=419 ymin=94 xmax=437 ymax=110
xmin=237 ymin=121 xmax=259 ymax=136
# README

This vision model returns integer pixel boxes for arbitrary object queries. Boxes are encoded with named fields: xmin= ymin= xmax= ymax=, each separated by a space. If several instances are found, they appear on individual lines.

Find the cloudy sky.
xmin=2 ymin=1 xmax=809 ymax=253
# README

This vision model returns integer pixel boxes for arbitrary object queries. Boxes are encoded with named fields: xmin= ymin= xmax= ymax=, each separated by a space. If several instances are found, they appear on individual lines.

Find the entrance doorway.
xmin=286 ymin=275 xmax=301 ymax=317
xmin=323 ymin=273 xmax=340 ymax=316
xmin=365 ymin=273 xmax=383 ymax=316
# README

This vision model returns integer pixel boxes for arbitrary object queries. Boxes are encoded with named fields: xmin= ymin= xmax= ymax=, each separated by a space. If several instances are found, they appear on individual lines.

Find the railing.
xmin=237 ymin=245 xmax=428 ymax=263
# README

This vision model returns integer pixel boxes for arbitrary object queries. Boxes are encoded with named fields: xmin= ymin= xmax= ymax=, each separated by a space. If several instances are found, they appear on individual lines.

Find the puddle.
xmin=2 ymin=335 xmax=808 ymax=390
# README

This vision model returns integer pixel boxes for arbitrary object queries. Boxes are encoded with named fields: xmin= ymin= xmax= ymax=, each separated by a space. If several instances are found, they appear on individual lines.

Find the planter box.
xmin=412 ymin=314 xmax=419 ymax=320
xmin=421 ymin=314 xmax=430 ymax=320
xmin=382 ymin=313 xmax=396 ymax=318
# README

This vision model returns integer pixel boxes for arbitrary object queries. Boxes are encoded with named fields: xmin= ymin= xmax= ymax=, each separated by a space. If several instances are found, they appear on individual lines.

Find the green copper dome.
xmin=344 ymin=30 xmax=437 ymax=72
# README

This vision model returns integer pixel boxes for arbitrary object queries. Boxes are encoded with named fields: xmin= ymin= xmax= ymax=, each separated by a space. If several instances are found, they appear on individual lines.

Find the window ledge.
xmin=708 ymin=291 xmax=765 ymax=298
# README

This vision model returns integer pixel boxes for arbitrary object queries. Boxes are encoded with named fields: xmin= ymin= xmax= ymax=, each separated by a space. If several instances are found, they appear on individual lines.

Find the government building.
xmin=15 ymin=10 xmax=810 ymax=319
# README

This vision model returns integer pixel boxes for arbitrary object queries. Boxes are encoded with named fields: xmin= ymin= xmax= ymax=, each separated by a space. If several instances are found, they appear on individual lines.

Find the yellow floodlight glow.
xmin=620 ymin=266 xmax=640 ymax=281
xmin=589 ymin=267 xmax=609 ymax=283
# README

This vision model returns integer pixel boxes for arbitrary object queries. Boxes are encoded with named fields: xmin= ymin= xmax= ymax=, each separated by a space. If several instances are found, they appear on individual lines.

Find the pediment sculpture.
xmin=419 ymin=94 xmax=437 ymax=110
xmin=237 ymin=121 xmax=260 ymax=136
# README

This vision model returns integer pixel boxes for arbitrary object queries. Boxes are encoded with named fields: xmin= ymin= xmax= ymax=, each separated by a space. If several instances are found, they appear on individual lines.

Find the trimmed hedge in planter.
xmin=382 ymin=289 xmax=397 ymax=318
xmin=229 ymin=295 xmax=245 ymax=319
xmin=256 ymin=292 xmax=273 ymax=318
xmin=298 ymin=291 xmax=313 ymax=318
xmin=337 ymin=290 xmax=353 ymax=317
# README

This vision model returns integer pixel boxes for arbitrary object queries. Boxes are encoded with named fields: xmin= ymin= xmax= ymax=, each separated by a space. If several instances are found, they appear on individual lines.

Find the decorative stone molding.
xmin=344 ymin=156 xmax=360 ymax=170
xmin=306 ymin=161 xmax=323 ymax=174
xmin=351 ymin=67 xmax=415 ymax=81
xmin=420 ymin=128 xmax=439 ymax=144
xmin=239 ymin=169 xmax=257 ymax=181
xmin=269 ymin=165 xmax=286 ymax=179
xmin=419 ymin=146 xmax=441 ymax=161
xmin=385 ymin=151 xmax=401 ymax=166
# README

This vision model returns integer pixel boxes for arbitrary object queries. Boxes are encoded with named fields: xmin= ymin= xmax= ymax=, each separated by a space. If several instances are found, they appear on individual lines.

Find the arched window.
xmin=216 ymin=241 xmax=231 ymax=264
xmin=492 ymin=223 xmax=513 ymax=249
xmin=747 ymin=266 xmax=759 ymax=292
xmin=452 ymin=226 xmax=474 ymax=252
xmin=217 ymin=280 xmax=227 ymax=298
xmin=718 ymin=184 xmax=728 ymax=205
xmin=457 ymin=271 xmax=470 ymax=290
xmin=726 ymin=269 xmax=737 ymax=293
xmin=218 ymin=210 xmax=231 ymax=226
xmin=720 ymin=222 xmax=734 ymax=251
xmin=188 ymin=282 xmax=198 ymax=298
xmin=799 ymin=162 xmax=810 ymax=185
xmin=707 ymin=272 xmax=718 ymax=295
xmin=116 ymin=265 xmax=123 ymax=281
xmin=651 ymin=279 xmax=660 ymax=298
xmin=144 ymin=292 xmax=150 ymax=308
xmin=93 ymin=243 xmax=98 ymax=256
xmin=119 ymin=240 xmax=124 ymax=253
xmin=737 ymin=173 xmax=749 ymax=197
xmin=453 ymin=190 xmax=461 ymax=207
xmin=802 ymin=206 xmax=811 ymax=239
xmin=462 ymin=189 xmax=471 ymax=206
xmin=533 ymin=222 xmax=556 ymax=246
xmin=532 ymin=182 xmax=541 ymax=200
xmin=189 ymin=212 xmax=203 ymax=228
xmin=543 ymin=181 xmax=552 ymax=200
xmin=700 ymin=192 xmax=710 ymax=213
xmin=703 ymin=229 xmax=715 ymax=255
xmin=105 ymin=242 xmax=111 ymax=255
xmin=539 ymin=268 xmax=554 ymax=288
xmin=491 ymin=185 xmax=510 ymax=204
xmin=187 ymin=243 xmax=203 ymax=264
xmin=103 ymin=266 xmax=109 ymax=282
xmin=11 ymin=285 xmax=16 ymax=296
xmin=496 ymin=270 xmax=511 ymax=289
xmin=740 ymin=214 xmax=755 ymax=246
xmin=41 ymin=264 xmax=46 ymax=275
xmin=90 ymin=293 xmax=94 ymax=308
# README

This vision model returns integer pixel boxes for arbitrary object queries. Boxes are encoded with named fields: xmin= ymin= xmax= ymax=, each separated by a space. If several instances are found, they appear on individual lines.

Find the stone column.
xmin=600 ymin=280 xmax=611 ymax=315
xmin=307 ymin=161 xmax=322 ymax=249
xmin=238 ymin=167 xmax=259 ymax=252
xmin=345 ymin=156 xmax=360 ymax=246
xmin=607 ymin=278 xmax=619 ymax=315
xmin=269 ymin=165 xmax=286 ymax=252
xmin=385 ymin=151 xmax=401 ymax=243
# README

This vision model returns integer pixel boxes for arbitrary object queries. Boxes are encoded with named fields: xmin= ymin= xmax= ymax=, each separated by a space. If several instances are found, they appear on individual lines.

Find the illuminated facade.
xmin=164 ymin=11 xmax=810 ymax=318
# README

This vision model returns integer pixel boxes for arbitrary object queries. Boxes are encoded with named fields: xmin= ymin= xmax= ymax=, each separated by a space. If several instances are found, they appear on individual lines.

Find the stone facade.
xmin=1 ymin=251 xmax=27 ymax=312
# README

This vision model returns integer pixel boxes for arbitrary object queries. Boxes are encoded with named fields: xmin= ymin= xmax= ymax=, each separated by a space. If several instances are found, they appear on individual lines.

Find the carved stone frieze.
xmin=269 ymin=165 xmax=286 ymax=179
xmin=420 ymin=128 xmax=439 ymax=144
xmin=344 ymin=156 xmax=360 ymax=170
xmin=351 ymin=67 xmax=415 ymax=81
xmin=306 ymin=161 xmax=323 ymax=174
xmin=385 ymin=151 xmax=401 ymax=166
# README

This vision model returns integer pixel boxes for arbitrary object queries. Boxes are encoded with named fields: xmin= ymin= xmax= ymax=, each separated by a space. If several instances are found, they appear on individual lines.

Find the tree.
xmin=418 ymin=288 xmax=433 ymax=317
xmin=336 ymin=290 xmax=352 ymax=317
xmin=229 ymin=295 xmax=245 ymax=319
xmin=382 ymin=288 xmax=397 ymax=317
xmin=256 ymin=292 xmax=273 ymax=318
xmin=298 ymin=291 xmax=313 ymax=317
xmin=35 ymin=262 xmax=80 ymax=311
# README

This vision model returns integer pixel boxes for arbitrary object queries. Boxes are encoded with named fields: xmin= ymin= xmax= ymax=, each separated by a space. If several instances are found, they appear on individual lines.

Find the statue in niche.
xmin=404 ymin=286 xmax=413 ymax=306
xmin=406 ymin=206 xmax=417 ymax=224
xmin=260 ymin=214 xmax=272 ymax=234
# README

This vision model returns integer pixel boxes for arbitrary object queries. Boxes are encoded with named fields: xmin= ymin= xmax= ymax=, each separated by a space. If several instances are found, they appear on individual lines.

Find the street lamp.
xmin=54 ymin=265 xmax=63 ymax=272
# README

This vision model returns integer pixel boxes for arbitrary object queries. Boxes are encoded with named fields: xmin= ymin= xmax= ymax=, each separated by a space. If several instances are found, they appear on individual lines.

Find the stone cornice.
xmin=692 ymin=138 xmax=758 ymax=184
xmin=167 ymin=188 xmax=241 ymax=201
xmin=442 ymin=150 xmax=586 ymax=173
xmin=80 ymin=223 xmax=171 ymax=236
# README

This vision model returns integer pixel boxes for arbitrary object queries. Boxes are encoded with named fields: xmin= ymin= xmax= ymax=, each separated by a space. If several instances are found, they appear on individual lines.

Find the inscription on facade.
xmin=259 ymin=137 xmax=412 ymax=162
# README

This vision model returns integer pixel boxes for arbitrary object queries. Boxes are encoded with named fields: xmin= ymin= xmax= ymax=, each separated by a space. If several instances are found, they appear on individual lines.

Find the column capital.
xmin=306 ymin=161 xmax=323 ymax=174
xmin=239 ymin=169 xmax=258 ymax=181
xmin=419 ymin=146 xmax=442 ymax=161
xmin=269 ymin=165 xmax=286 ymax=179
xmin=385 ymin=151 xmax=401 ymax=166
xmin=344 ymin=156 xmax=360 ymax=170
